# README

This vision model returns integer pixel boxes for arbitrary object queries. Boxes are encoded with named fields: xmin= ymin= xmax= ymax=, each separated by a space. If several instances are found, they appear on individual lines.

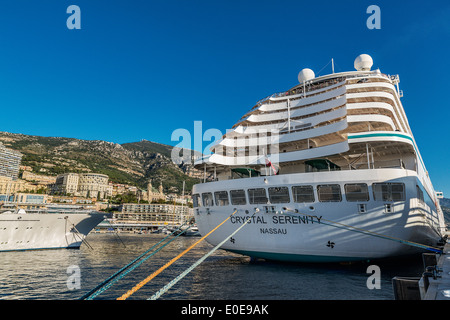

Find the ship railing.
xmin=254 ymin=77 xmax=347 ymax=108
xmin=214 ymin=157 xmax=410 ymax=182
xmin=254 ymin=72 xmax=390 ymax=109
xmin=346 ymin=158 xmax=406 ymax=171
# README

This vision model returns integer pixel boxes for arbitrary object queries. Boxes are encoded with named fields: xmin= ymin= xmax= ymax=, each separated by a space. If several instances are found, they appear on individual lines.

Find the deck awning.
xmin=305 ymin=159 xmax=341 ymax=171
xmin=231 ymin=168 xmax=261 ymax=177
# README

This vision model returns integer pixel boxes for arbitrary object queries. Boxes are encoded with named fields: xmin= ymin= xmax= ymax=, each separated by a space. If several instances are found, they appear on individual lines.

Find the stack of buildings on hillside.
xmin=21 ymin=170 xmax=57 ymax=185
xmin=0 ymin=142 xmax=194 ymax=226
xmin=0 ymin=142 xmax=192 ymax=208
xmin=109 ymin=183 xmax=138 ymax=197
xmin=0 ymin=143 xmax=49 ymax=212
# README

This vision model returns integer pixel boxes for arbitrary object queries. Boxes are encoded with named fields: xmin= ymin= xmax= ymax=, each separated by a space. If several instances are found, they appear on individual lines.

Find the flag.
xmin=265 ymin=157 xmax=277 ymax=175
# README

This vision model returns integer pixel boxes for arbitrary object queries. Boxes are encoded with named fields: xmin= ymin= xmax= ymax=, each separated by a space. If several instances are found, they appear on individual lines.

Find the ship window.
xmin=268 ymin=187 xmax=290 ymax=203
xmin=192 ymin=194 xmax=201 ymax=208
xmin=345 ymin=183 xmax=369 ymax=202
xmin=292 ymin=185 xmax=315 ymax=203
xmin=373 ymin=183 xmax=389 ymax=201
xmin=230 ymin=189 xmax=247 ymax=205
xmin=214 ymin=191 xmax=229 ymax=206
xmin=202 ymin=193 xmax=214 ymax=207
xmin=416 ymin=185 xmax=424 ymax=204
xmin=391 ymin=183 xmax=405 ymax=201
xmin=248 ymin=188 xmax=268 ymax=204
xmin=317 ymin=185 xmax=342 ymax=202
xmin=373 ymin=183 xmax=405 ymax=201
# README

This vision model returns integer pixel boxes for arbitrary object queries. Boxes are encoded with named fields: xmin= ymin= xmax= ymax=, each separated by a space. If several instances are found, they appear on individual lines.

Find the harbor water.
xmin=0 ymin=233 xmax=425 ymax=300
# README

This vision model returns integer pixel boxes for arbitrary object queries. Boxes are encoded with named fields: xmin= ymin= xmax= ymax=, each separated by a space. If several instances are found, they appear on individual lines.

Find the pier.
xmin=421 ymin=243 xmax=450 ymax=300
xmin=393 ymin=242 xmax=450 ymax=300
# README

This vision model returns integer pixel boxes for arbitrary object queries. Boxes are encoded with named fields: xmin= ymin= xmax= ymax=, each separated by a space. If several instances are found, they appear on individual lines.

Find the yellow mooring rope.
xmin=117 ymin=210 xmax=237 ymax=300
xmin=149 ymin=211 xmax=257 ymax=300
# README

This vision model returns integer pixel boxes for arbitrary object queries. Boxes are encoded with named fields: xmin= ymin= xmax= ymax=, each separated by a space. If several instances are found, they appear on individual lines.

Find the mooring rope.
xmin=80 ymin=223 xmax=190 ymax=300
xmin=284 ymin=209 xmax=443 ymax=254
xmin=66 ymin=217 xmax=94 ymax=250
xmin=117 ymin=210 xmax=238 ymax=300
xmin=149 ymin=211 xmax=256 ymax=300
xmin=106 ymin=218 xmax=126 ymax=248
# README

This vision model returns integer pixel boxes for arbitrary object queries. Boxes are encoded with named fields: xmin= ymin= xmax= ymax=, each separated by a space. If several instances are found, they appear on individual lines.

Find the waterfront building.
xmin=50 ymin=172 xmax=109 ymax=199
xmin=0 ymin=192 xmax=48 ymax=212
xmin=0 ymin=143 xmax=22 ymax=180
xmin=12 ymin=193 xmax=48 ymax=204
xmin=112 ymin=203 xmax=194 ymax=231
xmin=77 ymin=173 xmax=109 ymax=199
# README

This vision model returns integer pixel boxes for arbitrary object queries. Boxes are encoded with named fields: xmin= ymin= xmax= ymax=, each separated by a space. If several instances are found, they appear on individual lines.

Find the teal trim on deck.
xmin=348 ymin=132 xmax=425 ymax=171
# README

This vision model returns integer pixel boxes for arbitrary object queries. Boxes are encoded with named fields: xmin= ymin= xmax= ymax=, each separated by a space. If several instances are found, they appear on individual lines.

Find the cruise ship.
xmin=0 ymin=204 xmax=108 ymax=252
xmin=192 ymin=54 xmax=447 ymax=262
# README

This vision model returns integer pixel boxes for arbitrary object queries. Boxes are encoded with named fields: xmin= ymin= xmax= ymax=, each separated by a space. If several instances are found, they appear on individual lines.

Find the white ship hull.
xmin=0 ymin=211 xmax=107 ymax=252
xmin=193 ymin=169 xmax=444 ymax=262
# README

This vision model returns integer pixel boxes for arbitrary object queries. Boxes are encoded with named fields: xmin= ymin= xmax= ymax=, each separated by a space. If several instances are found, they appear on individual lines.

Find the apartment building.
xmin=78 ymin=173 xmax=109 ymax=199
xmin=52 ymin=173 xmax=79 ymax=194
xmin=0 ymin=143 xmax=22 ymax=180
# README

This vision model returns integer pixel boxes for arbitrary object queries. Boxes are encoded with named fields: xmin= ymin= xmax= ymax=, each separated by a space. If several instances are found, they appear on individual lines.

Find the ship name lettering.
xmin=272 ymin=215 xmax=322 ymax=224
xmin=260 ymin=228 xmax=287 ymax=235
xmin=230 ymin=216 xmax=267 ymax=224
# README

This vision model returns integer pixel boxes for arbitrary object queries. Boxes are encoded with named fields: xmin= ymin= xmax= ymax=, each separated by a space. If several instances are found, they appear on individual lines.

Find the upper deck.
xmin=194 ymin=55 xmax=428 ymax=191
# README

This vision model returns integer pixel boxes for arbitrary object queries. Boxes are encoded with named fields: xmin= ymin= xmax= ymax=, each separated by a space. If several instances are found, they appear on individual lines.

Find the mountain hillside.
xmin=0 ymin=132 xmax=201 ymax=194
xmin=439 ymin=198 xmax=450 ymax=228
xmin=440 ymin=197 xmax=450 ymax=209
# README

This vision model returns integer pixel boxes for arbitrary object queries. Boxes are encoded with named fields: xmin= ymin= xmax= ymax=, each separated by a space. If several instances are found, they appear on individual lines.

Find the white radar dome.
xmin=298 ymin=68 xmax=315 ymax=83
xmin=354 ymin=54 xmax=373 ymax=71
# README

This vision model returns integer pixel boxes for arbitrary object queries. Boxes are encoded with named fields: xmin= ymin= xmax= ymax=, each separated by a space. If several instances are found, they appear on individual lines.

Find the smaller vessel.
xmin=0 ymin=204 xmax=109 ymax=252
xmin=180 ymin=224 xmax=200 ymax=237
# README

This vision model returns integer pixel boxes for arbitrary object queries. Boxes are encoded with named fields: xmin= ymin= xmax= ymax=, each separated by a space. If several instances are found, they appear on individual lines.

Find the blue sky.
xmin=0 ymin=0 xmax=450 ymax=196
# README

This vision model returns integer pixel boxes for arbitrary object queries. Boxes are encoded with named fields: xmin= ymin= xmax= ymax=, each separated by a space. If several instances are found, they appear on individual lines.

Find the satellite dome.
xmin=354 ymin=54 xmax=373 ymax=71
xmin=298 ymin=68 xmax=315 ymax=83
